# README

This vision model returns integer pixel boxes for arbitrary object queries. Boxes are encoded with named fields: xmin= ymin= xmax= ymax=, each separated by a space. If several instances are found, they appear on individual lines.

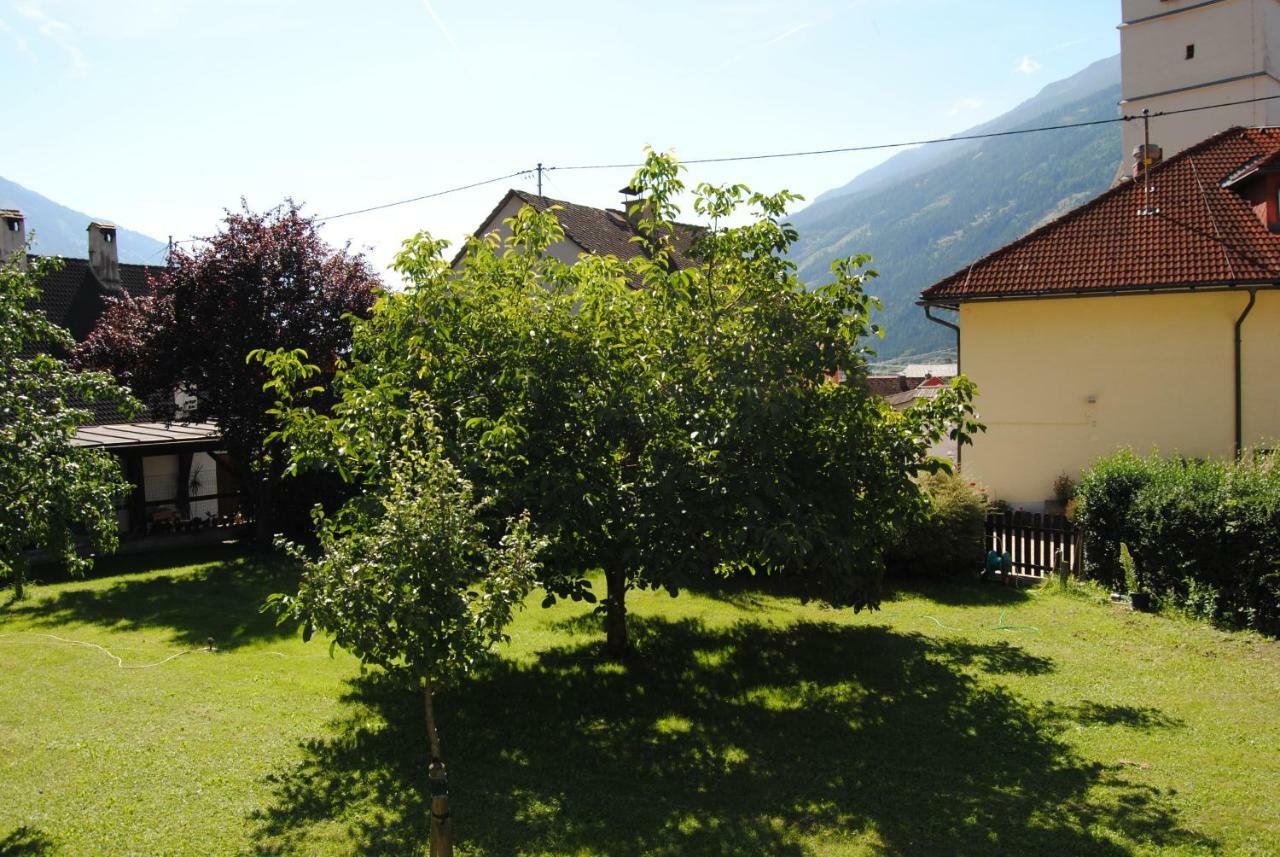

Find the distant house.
xmin=864 ymin=374 xmax=957 ymax=465
xmin=865 ymin=372 xmax=950 ymax=405
xmin=866 ymin=374 xmax=929 ymax=398
xmin=919 ymin=127 xmax=1280 ymax=507
xmin=884 ymin=375 xmax=949 ymax=411
xmin=900 ymin=363 xmax=957 ymax=379
xmin=1 ymin=209 xmax=238 ymax=535
xmin=457 ymin=189 xmax=704 ymax=278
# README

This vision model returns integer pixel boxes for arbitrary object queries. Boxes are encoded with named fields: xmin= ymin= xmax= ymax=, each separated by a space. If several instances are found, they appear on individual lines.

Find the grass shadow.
xmin=2 ymin=545 xmax=300 ymax=651
xmin=252 ymin=616 xmax=1206 ymax=856
xmin=1049 ymin=702 xmax=1185 ymax=731
xmin=25 ymin=542 xmax=253 ymax=586
xmin=677 ymin=567 xmax=1036 ymax=613
xmin=675 ymin=571 xmax=813 ymax=611
xmin=0 ymin=827 xmax=56 ymax=857
xmin=884 ymin=576 xmax=1036 ymax=607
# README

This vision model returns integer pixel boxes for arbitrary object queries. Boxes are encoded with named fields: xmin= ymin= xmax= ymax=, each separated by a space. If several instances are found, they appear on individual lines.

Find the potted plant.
xmin=1049 ymin=472 xmax=1076 ymax=516
xmin=1120 ymin=543 xmax=1152 ymax=612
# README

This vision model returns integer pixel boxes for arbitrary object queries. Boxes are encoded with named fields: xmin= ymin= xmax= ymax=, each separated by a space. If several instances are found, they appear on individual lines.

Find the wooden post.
xmin=423 ymin=683 xmax=453 ymax=857
xmin=126 ymin=454 xmax=146 ymax=534
xmin=428 ymin=759 xmax=453 ymax=857
xmin=176 ymin=451 xmax=193 ymax=520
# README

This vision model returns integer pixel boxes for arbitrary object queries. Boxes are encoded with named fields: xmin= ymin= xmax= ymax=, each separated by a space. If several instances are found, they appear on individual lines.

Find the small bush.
xmin=1073 ymin=451 xmax=1152 ymax=590
xmin=888 ymin=472 xmax=988 ymax=578
xmin=1075 ymin=450 xmax=1280 ymax=634
xmin=1052 ymin=472 xmax=1076 ymax=505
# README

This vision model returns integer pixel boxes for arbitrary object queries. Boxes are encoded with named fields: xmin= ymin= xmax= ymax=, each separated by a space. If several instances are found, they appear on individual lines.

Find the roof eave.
xmin=919 ymin=278 xmax=1280 ymax=306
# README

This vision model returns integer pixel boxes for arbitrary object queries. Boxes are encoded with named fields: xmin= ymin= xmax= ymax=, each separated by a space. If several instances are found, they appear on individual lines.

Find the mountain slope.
xmin=0 ymin=176 xmax=166 ymax=264
xmin=791 ymin=57 xmax=1123 ymax=361
xmin=811 ymin=56 xmax=1120 ymax=207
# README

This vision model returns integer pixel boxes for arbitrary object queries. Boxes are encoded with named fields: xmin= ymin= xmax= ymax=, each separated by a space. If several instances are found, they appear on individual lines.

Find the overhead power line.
xmin=549 ymin=116 xmax=1124 ymax=172
xmin=550 ymin=92 xmax=1280 ymax=173
xmin=315 ymin=169 xmax=535 ymax=223
xmin=256 ymin=91 xmax=1280 ymax=225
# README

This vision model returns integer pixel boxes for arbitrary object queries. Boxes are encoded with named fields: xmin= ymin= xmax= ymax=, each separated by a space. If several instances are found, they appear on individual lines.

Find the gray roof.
xmin=459 ymin=189 xmax=705 ymax=274
xmin=31 ymin=255 xmax=158 ymax=342
xmin=886 ymin=384 xmax=945 ymax=409
xmin=28 ymin=255 xmax=164 ymax=425
xmin=72 ymin=421 xmax=220 ymax=450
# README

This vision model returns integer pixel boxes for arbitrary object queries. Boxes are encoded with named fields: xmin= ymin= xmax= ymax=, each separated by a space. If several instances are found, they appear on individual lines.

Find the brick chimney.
xmin=1132 ymin=143 xmax=1164 ymax=180
xmin=0 ymin=209 xmax=25 ymax=268
xmin=88 ymin=221 xmax=121 ymax=292
xmin=619 ymin=185 xmax=649 ymax=233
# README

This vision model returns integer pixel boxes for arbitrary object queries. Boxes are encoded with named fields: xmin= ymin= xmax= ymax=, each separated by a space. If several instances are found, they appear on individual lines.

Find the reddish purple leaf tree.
xmin=76 ymin=200 xmax=381 ymax=543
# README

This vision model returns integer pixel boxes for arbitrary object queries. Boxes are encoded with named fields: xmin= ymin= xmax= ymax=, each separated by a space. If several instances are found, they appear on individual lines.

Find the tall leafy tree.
xmin=75 ymin=201 xmax=381 ymax=544
xmin=264 ymin=151 xmax=980 ymax=657
xmin=1 ymin=255 xmax=139 ymax=598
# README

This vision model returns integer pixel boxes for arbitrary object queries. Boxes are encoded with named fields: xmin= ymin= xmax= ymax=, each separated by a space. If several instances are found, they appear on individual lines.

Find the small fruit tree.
xmin=0 ymin=255 xmax=139 ymax=598
xmin=266 ymin=400 xmax=543 ymax=853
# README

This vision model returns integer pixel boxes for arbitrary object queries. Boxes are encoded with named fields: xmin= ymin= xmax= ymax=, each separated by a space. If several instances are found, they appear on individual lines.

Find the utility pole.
xmin=1139 ymin=109 xmax=1157 ymax=215
xmin=536 ymin=163 xmax=544 ymax=196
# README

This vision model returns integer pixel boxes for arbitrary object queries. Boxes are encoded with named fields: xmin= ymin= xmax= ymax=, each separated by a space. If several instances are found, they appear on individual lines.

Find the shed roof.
xmin=72 ymin=421 xmax=220 ymax=450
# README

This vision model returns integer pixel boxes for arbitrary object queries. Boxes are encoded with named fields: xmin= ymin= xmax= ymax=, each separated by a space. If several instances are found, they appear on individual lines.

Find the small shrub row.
xmin=887 ymin=472 xmax=987 ymax=578
xmin=1074 ymin=449 xmax=1280 ymax=634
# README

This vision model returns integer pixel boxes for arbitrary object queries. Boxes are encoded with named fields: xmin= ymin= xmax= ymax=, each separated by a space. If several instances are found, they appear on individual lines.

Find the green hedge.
xmin=888 ymin=472 xmax=987 ymax=578
xmin=1075 ymin=450 xmax=1280 ymax=634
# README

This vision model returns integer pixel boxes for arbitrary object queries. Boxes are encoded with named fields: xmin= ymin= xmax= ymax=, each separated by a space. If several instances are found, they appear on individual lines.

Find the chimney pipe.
xmin=0 ymin=209 xmax=25 ymax=269
xmin=88 ymin=221 xmax=121 ymax=292
xmin=1132 ymin=143 xmax=1163 ymax=180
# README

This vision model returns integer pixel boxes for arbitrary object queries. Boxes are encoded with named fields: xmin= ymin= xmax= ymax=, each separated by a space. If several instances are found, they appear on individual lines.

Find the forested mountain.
xmin=0 ymin=175 xmax=166 ymax=264
xmin=790 ymin=56 xmax=1123 ymax=361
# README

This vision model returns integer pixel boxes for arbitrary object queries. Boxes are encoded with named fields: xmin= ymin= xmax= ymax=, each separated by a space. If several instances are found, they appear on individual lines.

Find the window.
xmin=1186 ymin=44 xmax=1195 ymax=60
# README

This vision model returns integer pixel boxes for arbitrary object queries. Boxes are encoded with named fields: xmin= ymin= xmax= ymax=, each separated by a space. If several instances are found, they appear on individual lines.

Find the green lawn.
xmin=1 ymin=547 xmax=1277 ymax=856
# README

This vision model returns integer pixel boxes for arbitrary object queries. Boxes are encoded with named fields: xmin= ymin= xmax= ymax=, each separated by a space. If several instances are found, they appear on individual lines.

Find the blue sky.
xmin=1 ymin=0 xmax=1119 ymax=272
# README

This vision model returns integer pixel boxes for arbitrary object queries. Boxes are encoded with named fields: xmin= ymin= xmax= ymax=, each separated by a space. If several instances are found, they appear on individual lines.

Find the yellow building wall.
xmin=959 ymin=289 xmax=1280 ymax=506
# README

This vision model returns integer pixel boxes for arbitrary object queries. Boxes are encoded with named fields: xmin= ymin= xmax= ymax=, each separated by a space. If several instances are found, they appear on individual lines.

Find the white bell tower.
xmin=1121 ymin=0 xmax=1280 ymax=167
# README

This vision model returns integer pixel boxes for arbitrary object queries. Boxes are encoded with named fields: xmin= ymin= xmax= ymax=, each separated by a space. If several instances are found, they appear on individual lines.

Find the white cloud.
xmin=418 ymin=0 xmax=460 ymax=52
xmin=765 ymin=22 xmax=812 ymax=46
xmin=1048 ymin=37 xmax=1091 ymax=53
xmin=949 ymin=97 xmax=985 ymax=116
xmin=13 ymin=1 xmax=87 ymax=74
xmin=718 ymin=20 xmax=812 ymax=73
xmin=1014 ymin=55 xmax=1042 ymax=75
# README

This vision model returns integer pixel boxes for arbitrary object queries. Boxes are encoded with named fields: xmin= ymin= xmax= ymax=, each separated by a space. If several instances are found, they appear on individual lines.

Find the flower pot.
xmin=1129 ymin=591 xmax=1153 ymax=612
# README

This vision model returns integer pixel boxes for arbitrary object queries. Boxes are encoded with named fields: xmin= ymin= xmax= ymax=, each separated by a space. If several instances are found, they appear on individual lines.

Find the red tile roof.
xmin=921 ymin=127 xmax=1280 ymax=303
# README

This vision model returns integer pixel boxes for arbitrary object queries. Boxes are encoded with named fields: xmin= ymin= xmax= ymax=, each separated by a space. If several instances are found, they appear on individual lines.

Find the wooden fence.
xmin=984 ymin=511 xmax=1081 ymax=578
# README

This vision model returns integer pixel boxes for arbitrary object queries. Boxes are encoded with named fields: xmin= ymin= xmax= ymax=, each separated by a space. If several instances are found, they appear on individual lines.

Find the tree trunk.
xmin=252 ymin=471 xmax=275 ymax=550
xmin=423 ymin=681 xmax=453 ymax=857
xmin=12 ymin=556 xmax=25 ymax=601
xmin=604 ymin=565 xmax=631 ymax=659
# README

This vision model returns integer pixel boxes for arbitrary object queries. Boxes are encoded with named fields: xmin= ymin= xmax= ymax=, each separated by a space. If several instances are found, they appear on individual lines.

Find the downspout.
xmin=924 ymin=304 xmax=963 ymax=467
xmin=924 ymin=304 xmax=960 ymax=370
xmin=1234 ymin=288 xmax=1258 ymax=457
